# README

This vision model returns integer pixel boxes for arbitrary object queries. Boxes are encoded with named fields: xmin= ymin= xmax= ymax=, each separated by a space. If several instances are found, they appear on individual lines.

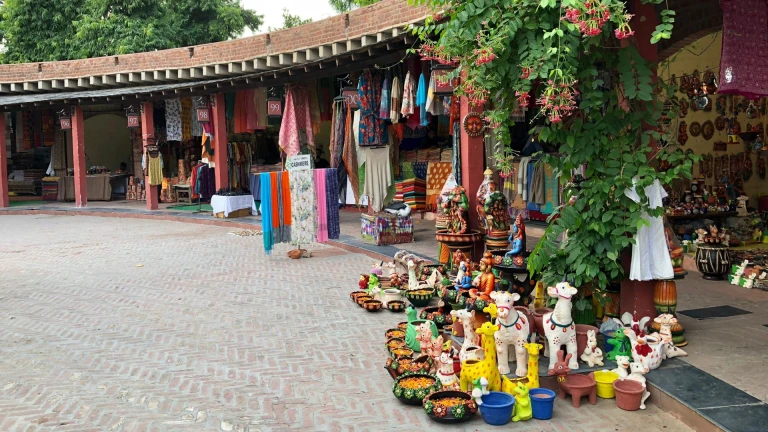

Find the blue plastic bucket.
xmin=529 ymin=388 xmax=556 ymax=420
xmin=479 ymin=391 xmax=515 ymax=426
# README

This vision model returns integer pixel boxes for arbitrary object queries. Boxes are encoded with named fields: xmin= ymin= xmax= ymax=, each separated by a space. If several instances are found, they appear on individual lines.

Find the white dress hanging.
xmin=624 ymin=178 xmax=674 ymax=281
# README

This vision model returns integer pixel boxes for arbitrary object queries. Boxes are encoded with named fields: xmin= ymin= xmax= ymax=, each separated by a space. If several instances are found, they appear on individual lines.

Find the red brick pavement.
xmin=0 ymin=215 xmax=692 ymax=431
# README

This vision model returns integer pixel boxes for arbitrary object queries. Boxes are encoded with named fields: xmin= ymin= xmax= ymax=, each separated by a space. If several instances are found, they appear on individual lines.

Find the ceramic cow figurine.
xmin=490 ymin=291 xmax=530 ymax=377
xmin=543 ymin=282 xmax=579 ymax=372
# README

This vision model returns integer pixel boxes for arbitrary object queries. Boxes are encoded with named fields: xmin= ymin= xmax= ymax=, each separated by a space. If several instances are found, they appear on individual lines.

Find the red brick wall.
xmin=0 ymin=0 xmax=430 ymax=84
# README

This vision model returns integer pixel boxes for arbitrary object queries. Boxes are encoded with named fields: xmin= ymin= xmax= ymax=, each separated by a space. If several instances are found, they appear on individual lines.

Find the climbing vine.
xmin=410 ymin=0 xmax=695 ymax=292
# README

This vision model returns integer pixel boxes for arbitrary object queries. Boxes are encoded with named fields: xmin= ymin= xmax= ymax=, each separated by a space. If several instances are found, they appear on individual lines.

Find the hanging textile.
xmin=390 ymin=76 xmax=402 ymax=122
xmin=342 ymin=104 xmax=360 ymax=204
xmin=416 ymin=73 xmax=428 ymax=127
xmin=319 ymin=78 xmax=333 ymax=122
xmin=254 ymin=88 xmax=268 ymax=130
xmin=278 ymin=85 xmax=315 ymax=157
xmin=289 ymin=169 xmax=316 ymax=246
xmin=325 ymin=168 xmax=340 ymax=240
xmin=260 ymin=172 xmax=274 ymax=254
xmin=542 ymin=164 xmax=559 ymax=214
xmin=225 ymin=93 xmax=236 ymax=119
xmin=413 ymin=162 xmax=428 ymax=181
xmin=337 ymin=160 xmax=348 ymax=208
xmin=234 ymin=91 xmax=252 ymax=134
xmin=191 ymin=103 xmax=204 ymax=137
xmin=144 ymin=152 xmax=164 ymax=186
xmin=165 ymin=99 xmax=182 ymax=141
xmin=624 ymin=178 xmax=674 ymax=281
xmin=329 ymin=102 xmax=338 ymax=168
xmin=181 ymin=98 xmax=193 ymax=141
xmin=201 ymin=134 xmax=214 ymax=166
xmin=315 ymin=169 xmax=329 ymax=243
xmin=719 ymin=0 xmax=768 ymax=98
xmin=426 ymin=162 xmax=452 ymax=211
xmin=380 ymin=77 xmax=391 ymax=120
xmin=362 ymin=146 xmax=392 ymax=212
xmin=357 ymin=70 xmax=388 ymax=147
xmin=42 ymin=111 xmax=55 ymax=146
xmin=426 ymin=73 xmax=439 ymax=115
xmin=22 ymin=112 xmax=32 ymax=149
xmin=281 ymin=171 xmax=292 ymax=242
xmin=400 ymin=71 xmax=415 ymax=118
xmin=452 ymin=121 xmax=462 ymax=185
xmin=245 ymin=89 xmax=258 ymax=131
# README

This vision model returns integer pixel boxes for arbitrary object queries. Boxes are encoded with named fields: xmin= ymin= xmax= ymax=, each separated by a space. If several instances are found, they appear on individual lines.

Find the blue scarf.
xmin=260 ymin=172 xmax=274 ymax=254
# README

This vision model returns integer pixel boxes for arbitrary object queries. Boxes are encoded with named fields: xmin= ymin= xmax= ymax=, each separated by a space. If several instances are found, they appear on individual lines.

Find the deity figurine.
xmin=470 ymin=252 xmax=496 ymax=301
xmin=454 ymin=261 xmax=474 ymax=290
xmin=443 ymin=186 xmax=470 ymax=234
xmin=505 ymin=214 xmax=527 ymax=267
xmin=476 ymin=169 xmax=497 ymax=233
xmin=484 ymin=191 xmax=511 ymax=235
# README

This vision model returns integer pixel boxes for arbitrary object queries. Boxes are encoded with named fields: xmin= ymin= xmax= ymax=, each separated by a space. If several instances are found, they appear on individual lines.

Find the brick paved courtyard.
xmin=0 ymin=215 xmax=693 ymax=431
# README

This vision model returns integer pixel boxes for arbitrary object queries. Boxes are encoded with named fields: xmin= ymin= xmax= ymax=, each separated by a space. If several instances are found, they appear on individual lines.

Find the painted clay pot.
xmin=532 ymin=307 xmax=553 ymax=336
xmin=391 ymin=347 xmax=416 ymax=360
xmin=385 ymin=328 xmax=406 ymax=340
xmin=355 ymin=295 xmax=373 ymax=307
xmin=420 ymin=307 xmax=450 ymax=326
xmin=350 ymin=291 xmax=368 ymax=303
xmin=653 ymin=280 xmax=678 ymax=315
xmin=695 ymin=244 xmax=731 ymax=280
xmin=397 ymin=322 xmax=409 ymax=332
xmin=385 ymin=355 xmax=433 ymax=380
xmin=386 ymin=337 xmax=406 ymax=353
xmin=382 ymin=288 xmax=404 ymax=307
xmin=405 ymin=289 xmax=435 ymax=307
xmin=364 ymin=300 xmax=382 ymax=312
xmin=423 ymin=390 xmax=479 ymax=424
xmin=387 ymin=300 xmax=406 ymax=312
xmin=613 ymin=379 xmax=645 ymax=411
xmin=575 ymin=324 xmax=600 ymax=357
xmin=392 ymin=373 xmax=441 ymax=405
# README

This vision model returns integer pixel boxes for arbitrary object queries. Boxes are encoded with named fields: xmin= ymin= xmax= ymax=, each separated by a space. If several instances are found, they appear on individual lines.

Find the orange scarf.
xmin=281 ymin=171 xmax=292 ymax=226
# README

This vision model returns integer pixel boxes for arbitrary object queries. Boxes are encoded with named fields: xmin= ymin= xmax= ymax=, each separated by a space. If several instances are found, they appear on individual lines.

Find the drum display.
xmin=694 ymin=244 xmax=731 ymax=280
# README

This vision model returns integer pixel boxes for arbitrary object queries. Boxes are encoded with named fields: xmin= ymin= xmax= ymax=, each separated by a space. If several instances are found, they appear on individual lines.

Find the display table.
xmin=211 ymin=194 xmax=253 ymax=218
xmin=58 ymin=175 xmax=112 ymax=201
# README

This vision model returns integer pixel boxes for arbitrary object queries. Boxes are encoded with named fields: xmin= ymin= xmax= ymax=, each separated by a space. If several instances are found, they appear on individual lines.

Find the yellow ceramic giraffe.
xmin=460 ymin=322 xmax=501 ymax=392
xmin=523 ymin=343 xmax=542 ymax=389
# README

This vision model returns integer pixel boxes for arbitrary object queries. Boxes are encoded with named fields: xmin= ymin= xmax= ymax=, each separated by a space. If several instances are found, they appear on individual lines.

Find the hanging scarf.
xmin=325 ymin=168 xmax=340 ymax=240
xmin=289 ymin=169 xmax=316 ymax=247
xmin=260 ymin=172 xmax=274 ymax=254
xmin=452 ymin=121 xmax=462 ymax=185
xmin=315 ymin=169 xmax=329 ymax=243
xmin=379 ymin=77 xmax=391 ymax=120
xmin=329 ymin=102 xmax=338 ymax=168
xmin=416 ymin=73 xmax=428 ymax=127
xmin=342 ymin=104 xmax=360 ymax=204
xmin=281 ymin=171 xmax=292 ymax=242
xmin=271 ymin=172 xmax=281 ymax=245
xmin=181 ymin=98 xmax=193 ymax=141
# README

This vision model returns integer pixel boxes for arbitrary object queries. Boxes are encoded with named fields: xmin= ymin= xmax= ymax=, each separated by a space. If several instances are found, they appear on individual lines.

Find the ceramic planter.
xmin=594 ymin=370 xmax=619 ymax=399
xmin=364 ymin=300 xmax=382 ymax=312
xmin=355 ymin=295 xmax=373 ymax=307
xmin=385 ymin=328 xmax=406 ymax=341
xmin=392 ymin=373 xmax=441 ymax=405
xmin=350 ymin=291 xmax=368 ymax=303
xmin=385 ymin=355 xmax=433 ymax=380
xmin=423 ymin=390 xmax=478 ymax=424
xmin=695 ymin=244 xmax=731 ymax=280
xmin=387 ymin=300 xmax=406 ymax=312
xmin=405 ymin=289 xmax=435 ymax=307
xmin=382 ymin=288 xmax=404 ymax=307
xmin=386 ymin=338 xmax=406 ymax=354
xmin=391 ymin=347 xmax=415 ymax=360
xmin=420 ymin=307 xmax=450 ymax=326
xmin=613 ymin=379 xmax=645 ymax=411
xmin=397 ymin=322 xmax=409 ymax=332
xmin=478 ymin=392 xmax=515 ymax=426
xmin=532 ymin=307 xmax=553 ymax=337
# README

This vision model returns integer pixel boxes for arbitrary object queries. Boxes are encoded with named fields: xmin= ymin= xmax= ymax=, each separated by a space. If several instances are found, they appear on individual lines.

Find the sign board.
xmin=59 ymin=118 xmax=72 ymax=130
xmin=126 ymin=114 xmax=140 ymax=128
xmin=268 ymin=99 xmax=282 ymax=117
xmin=196 ymin=107 xmax=211 ymax=123
xmin=286 ymin=154 xmax=312 ymax=172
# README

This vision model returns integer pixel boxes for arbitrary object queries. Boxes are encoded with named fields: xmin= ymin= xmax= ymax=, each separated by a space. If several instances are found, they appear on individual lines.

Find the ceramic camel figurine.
xmin=449 ymin=309 xmax=480 ymax=362
xmin=490 ymin=291 xmax=531 ymax=377
xmin=543 ymin=282 xmax=579 ymax=372
xmin=460 ymin=322 xmax=501 ymax=393
xmin=580 ymin=329 xmax=604 ymax=367
xmin=436 ymin=342 xmax=459 ymax=389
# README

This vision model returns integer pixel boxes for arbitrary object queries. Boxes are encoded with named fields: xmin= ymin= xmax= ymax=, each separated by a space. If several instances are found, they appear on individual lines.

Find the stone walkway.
xmin=0 ymin=215 xmax=693 ymax=431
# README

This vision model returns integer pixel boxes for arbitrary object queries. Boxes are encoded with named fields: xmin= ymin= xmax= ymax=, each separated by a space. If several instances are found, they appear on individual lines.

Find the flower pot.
xmin=532 ymin=307 xmax=553 ymax=336
xmin=594 ymin=370 xmax=619 ymax=399
xmin=364 ymin=300 xmax=382 ymax=312
xmin=385 ymin=328 xmax=405 ymax=340
xmin=529 ymin=388 xmax=556 ymax=420
xmin=392 ymin=373 xmax=441 ymax=405
xmin=387 ymin=300 xmax=406 ymax=312
xmin=575 ymin=324 xmax=600 ymax=357
xmin=382 ymin=288 xmax=404 ymax=307
xmin=653 ymin=280 xmax=678 ymax=315
xmin=420 ymin=306 xmax=449 ymax=326
xmin=405 ymin=289 xmax=435 ymax=307
xmin=423 ymin=390 xmax=478 ymax=424
xmin=613 ymin=379 xmax=645 ymax=411
xmin=355 ymin=295 xmax=373 ymax=307
xmin=478 ymin=391 xmax=515 ymax=426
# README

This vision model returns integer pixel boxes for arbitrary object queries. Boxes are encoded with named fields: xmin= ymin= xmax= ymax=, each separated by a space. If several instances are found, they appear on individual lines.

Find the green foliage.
xmin=329 ymin=0 xmax=380 ymax=14
xmin=411 ymin=0 xmax=695 ymax=293
xmin=0 ymin=0 xmax=262 ymax=63
xmin=270 ymin=8 xmax=312 ymax=31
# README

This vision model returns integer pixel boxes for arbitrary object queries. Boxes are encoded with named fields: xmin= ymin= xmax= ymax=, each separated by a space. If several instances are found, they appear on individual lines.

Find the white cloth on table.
xmin=624 ymin=178 xmax=674 ymax=281
xmin=211 ymin=195 xmax=254 ymax=217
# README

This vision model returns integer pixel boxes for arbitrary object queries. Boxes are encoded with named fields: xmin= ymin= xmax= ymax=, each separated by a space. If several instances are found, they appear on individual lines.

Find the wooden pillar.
xmin=211 ymin=93 xmax=229 ymax=190
xmin=71 ymin=106 xmax=87 ymax=208
xmin=141 ymin=101 xmax=158 ymax=210
xmin=619 ymin=0 xmax=661 ymax=321
xmin=459 ymin=94 xmax=485 ymax=261
xmin=0 ymin=113 xmax=8 ymax=208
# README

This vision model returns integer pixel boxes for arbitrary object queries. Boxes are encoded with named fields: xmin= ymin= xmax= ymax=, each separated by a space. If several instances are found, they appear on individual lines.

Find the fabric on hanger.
xmin=426 ymin=72 xmax=438 ymax=115
xmin=261 ymin=172 xmax=274 ymax=254
xmin=530 ymin=163 xmax=546 ymax=205
xmin=390 ymin=75 xmax=402 ymax=122
xmin=279 ymin=85 xmax=315 ymax=157
xmin=518 ymin=157 xmax=530 ymax=200
xmin=426 ymin=162 xmax=452 ymax=211
xmin=244 ymin=89 xmax=258 ymax=131
xmin=329 ymin=102 xmax=338 ymax=167
xmin=281 ymin=171 xmax=292 ymax=240
xmin=165 ymin=99 xmax=182 ymax=141
xmin=343 ymin=104 xmax=360 ymax=204
xmin=380 ymin=76 xmax=391 ymax=120
xmin=325 ymin=168 xmax=341 ymax=240
xmin=271 ymin=171 xmax=281 ymax=245
xmin=452 ymin=121 xmax=462 ymax=185
xmin=250 ymin=172 xmax=261 ymax=213
xmin=337 ymin=159 xmax=348 ymax=207
xmin=289 ymin=168 xmax=316 ymax=246
xmin=191 ymin=103 xmax=203 ymax=137
xmin=357 ymin=70 xmax=388 ymax=147
xmin=254 ymin=88 xmax=268 ymax=130
xmin=416 ymin=73 xmax=427 ymax=127
xmin=625 ymin=178 xmax=674 ymax=281
xmin=401 ymin=71 xmax=415 ymax=118
xmin=315 ymin=169 xmax=329 ymax=243
xmin=719 ymin=0 xmax=768 ymax=98
xmin=542 ymin=164 xmax=559 ymax=214
xmin=363 ymin=146 xmax=392 ymax=213
xmin=234 ymin=91 xmax=249 ymax=134
xmin=181 ymin=98 xmax=193 ymax=141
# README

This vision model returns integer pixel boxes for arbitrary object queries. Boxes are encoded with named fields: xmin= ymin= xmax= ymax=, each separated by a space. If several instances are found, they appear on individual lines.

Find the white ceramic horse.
xmin=543 ymin=282 xmax=579 ymax=372
xmin=490 ymin=291 xmax=530 ymax=377
xmin=449 ymin=309 xmax=480 ymax=362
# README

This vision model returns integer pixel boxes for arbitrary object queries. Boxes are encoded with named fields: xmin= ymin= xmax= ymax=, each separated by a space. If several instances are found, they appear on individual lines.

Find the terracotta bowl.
xmin=391 ymin=347 xmax=415 ymax=360
xmin=350 ymin=291 xmax=368 ymax=302
xmin=355 ymin=295 xmax=373 ymax=307
xmin=386 ymin=337 xmax=407 ymax=353
xmin=385 ymin=355 xmax=433 ymax=380
xmin=364 ymin=300 xmax=383 ymax=312
xmin=397 ymin=321 xmax=409 ymax=332
xmin=405 ymin=289 xmax=435 ymax=307
xmin=392 ymin=373 xmax=441 ymax=405
xmin=388 ymin=300 xmax=406 ymax=312
xmin=424 ymin=390 xmax=478 ymax=424
xmin=385 ymin=328 xmax=406 ymax=340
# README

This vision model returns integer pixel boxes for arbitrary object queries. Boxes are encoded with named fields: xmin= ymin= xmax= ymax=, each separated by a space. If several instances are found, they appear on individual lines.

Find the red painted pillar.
xmin=459 ymin=94 xmax=485 ymax=261
xmin=141 ymin=101 xmax=159 ymax=210
xmin=619 ymin=0 xmax=660 ymax=321
xmin=211 ymin=93 xmax=229 ymax=190
xmin=0 ymin=113 xmax=8 ymax=208
xmin=72 ymin=106 xmax=87 ymax=208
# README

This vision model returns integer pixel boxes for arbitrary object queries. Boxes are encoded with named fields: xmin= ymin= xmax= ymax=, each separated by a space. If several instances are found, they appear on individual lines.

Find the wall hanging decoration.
xmin=715 ymin=116 xmax=726 ymax=131
xmin=678 ymin=121 xmax=688 ymax=145
xmin=744 ymin=153 xmax=753 ymax=181
xmin=705 ymin=153 xmax=714 ymax=178
xmin=703 ymin=70 xmax=718 ymax=94
xmin=758 ymin=152 xmax=766 ymax=178
xmin=714 ymin=154 xmax=722 ymax=173
xmin=716 ymin=96 xmax=727 ymax=115
xmin=702 ymin=120 xmax=715 ymax=140
xmin=713 ymin=141 xmax=727 ymax=151
xmin=463 ymin=113 xmax=486 ymax=137
xmin=689 ymin=121 xmax=702 ymax=137
xmin=679 ymin=99 xmax=688 ymax=118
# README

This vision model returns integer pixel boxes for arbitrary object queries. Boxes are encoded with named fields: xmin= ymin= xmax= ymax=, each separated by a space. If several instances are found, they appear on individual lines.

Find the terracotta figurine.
xmin=580 ymin=329 xmax=604 ymax=367
xmin=470 ymin=252 xmax=496 ymax=301
xmin=476 ymin=169 xmax=497 ymax=233
xmin=489 ymin=291 xmax=530 ymax=377
xmin=505 ymin=214 xmax=527 ymax=267
xmin=443 ymin=186 xmax=470 ymax=234
xmin=511 ymin=382 xmax=533 ymax=422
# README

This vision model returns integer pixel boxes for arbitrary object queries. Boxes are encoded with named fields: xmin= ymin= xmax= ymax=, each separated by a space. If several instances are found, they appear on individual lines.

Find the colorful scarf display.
xmin=357 ymin=69 xmax=388 ymax=147
xmin=315 ymin=169 xmax=329 ymax=243
xmin=325 ymin=168 xmax=340 ymax=240
xmin=342 ymin=104 xmax=360 ymax=204
xmin=289 ymin=169 xmax=316 ymax=247
xmin=260 ymin=172 xmax=274 ymax=254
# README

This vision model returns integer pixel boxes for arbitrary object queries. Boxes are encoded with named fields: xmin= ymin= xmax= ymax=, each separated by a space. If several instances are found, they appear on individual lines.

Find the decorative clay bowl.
xmin=420 ymin=306 xmax=450 ymax=326
xmin=363 ymin=300 xmax=383 ymax=312
xmin=388 ymin=300 xmax=406 ymax=312
xmin=386 ymin=337 xmax=406 ymax=353
xmin=384 ymin=355 xmax=433 ymax=380
xmin=390 ymin=347 xmax=415 ymax=360
xmin=392 ymin=373 xmax=441 ymax=405
xmin=397 ymin=322 xmax=409 ymax=332
xmin=423 ymin=390 xmax=478 ymax=424
xmin=355 ymin=295 xmax=373 ymax=307
xmin=350 ymin=291 xmax=367 ymax=302
xmin=385 ymin=328 xmax=406 ymax=340
xmin=405 ymin=289 xmax=435 ymax=307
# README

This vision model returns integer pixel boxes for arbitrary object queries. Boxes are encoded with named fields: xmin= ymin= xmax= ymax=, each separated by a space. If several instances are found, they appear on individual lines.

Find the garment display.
xmin=254 ymin=88 xmax=268 ymax=130
xmin=426 ymin=73 xmax=438 ymax=115
xmin=234 ymin=90 xmax=253 ymax=134
xmin=181 ymin=98 xmax=193 ymax=141
xmin=413 ymin=162 xmax=428 ymax=181
xmin=625 ymin=178 xmax=674 ymax=281
xmin=225 ymin=93 xmax=236 ymax=119
xmin=315 ymin=169 xmax=329 ymax=243
xmin=289 ymin=169 xmax=316 ymax=247
xmin=165 ymin=99 xmax=182 ymax=141
xmin=542 ymin=164 xmax=559 ymax=214
xmin=390 ymin=76 xmax=402 ymax=122
xmin=357 ymin=70 xmax=388 ymax=147
xmin=401 ymin=71 xmax=415 ymax=118
xmin=380 ymin=77 xmax=391 ymax=120
xmin=363 ymin=146 xmax=392 ymax=213
xmin=719 ymin=0 xmax=768 ymax=98
xmin=274 ymin=171 xmax=292 ymax=244
xmin=279 ymin=85 xmax=315 ymax=157
xmin=325 ymin=168 xmax=340 ymax=240
xmin=142 ymin=152 xmax=164 ymax=186
xmin=425 ymin=162 xmax=452 ymax=211
xmin=518 ymin=157 xmax=531 ymax=200
xmin=342 ymin=104 xmax=360 ymax=204
xmin=529 ymin=163 xmax=546 ymax=205
xmin=191 ymin=103 xmax=204 ymax=137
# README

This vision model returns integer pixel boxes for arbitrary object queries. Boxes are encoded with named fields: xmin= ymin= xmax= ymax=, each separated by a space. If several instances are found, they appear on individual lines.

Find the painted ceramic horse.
xmin=543 ymin=282 xmax=579 ymax=372
xmin=490 ymin=291 xmax=530 ymax=377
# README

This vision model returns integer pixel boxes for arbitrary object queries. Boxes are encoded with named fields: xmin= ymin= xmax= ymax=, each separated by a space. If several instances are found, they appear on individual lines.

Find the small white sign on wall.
xmin=286 ymin=154 xmax=312 ymax=172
